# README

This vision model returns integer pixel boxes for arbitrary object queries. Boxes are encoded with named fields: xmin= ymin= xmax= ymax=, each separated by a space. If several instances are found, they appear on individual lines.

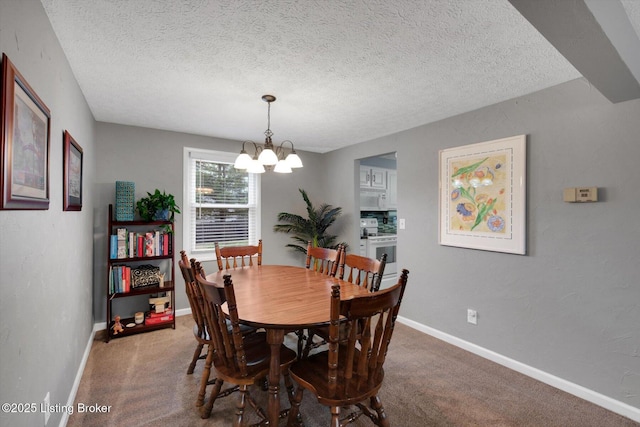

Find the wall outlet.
xmin=398 ymin=218 xmax=406 ymax=229
xmin=467 ymin=309 xmax=478 ymax=325
xmin=44 ymin=392 xmax=50 ymax=425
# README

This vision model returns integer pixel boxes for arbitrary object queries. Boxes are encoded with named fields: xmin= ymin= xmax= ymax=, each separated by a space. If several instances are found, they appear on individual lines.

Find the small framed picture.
xmin=1 ymin=53 xmax=51 ymax=210
xmin=63 ymin=130 xmax=83 ymax=211
xmin=439 ymin=134 xmax=527 ymax=254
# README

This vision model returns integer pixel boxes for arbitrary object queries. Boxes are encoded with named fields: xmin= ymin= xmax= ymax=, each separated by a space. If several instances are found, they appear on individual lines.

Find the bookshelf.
xmin=106 ymin=204 xmax=175 ymax=342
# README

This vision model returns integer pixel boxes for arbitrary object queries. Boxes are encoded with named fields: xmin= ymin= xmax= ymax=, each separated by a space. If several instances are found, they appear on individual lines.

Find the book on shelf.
xmin=117 ymin=228 xmax=127 ymax=258
xmin=109 ymin=235 xmax=118 ymax=259
xmin=144 ymin=232 xmax=154 ymax=257
xmin=145 ymin=310 xmax=174 ymax=325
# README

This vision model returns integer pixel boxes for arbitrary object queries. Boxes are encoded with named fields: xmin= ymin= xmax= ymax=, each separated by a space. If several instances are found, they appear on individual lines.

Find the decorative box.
xmin=131 ymin=264 xmax=161 ymax=288
xmin=115 ymin=181 xmax=135 ymax=221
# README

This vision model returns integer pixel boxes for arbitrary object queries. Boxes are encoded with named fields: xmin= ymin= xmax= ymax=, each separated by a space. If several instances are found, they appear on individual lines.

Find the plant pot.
xmin=153 ymin=209 xmax=170 ymax=221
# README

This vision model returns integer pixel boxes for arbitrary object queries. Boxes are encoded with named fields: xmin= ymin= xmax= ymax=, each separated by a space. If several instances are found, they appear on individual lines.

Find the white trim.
xmin=182 ymin=147 xmax=261 ymax=261
xmin=59 ymin=326 xmax=96 ymax=427
xmin=396 ymin=316 xmax=640 ymax=423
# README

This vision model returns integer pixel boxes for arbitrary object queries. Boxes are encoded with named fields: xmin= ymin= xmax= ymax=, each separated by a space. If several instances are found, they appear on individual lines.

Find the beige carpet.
xmin=68 ymin=315 xmax=638 ymax=426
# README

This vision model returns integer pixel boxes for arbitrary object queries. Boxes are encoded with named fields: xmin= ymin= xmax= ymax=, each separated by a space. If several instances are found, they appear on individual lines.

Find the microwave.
xmin=360 ymin=190 xmax=387 ymax=211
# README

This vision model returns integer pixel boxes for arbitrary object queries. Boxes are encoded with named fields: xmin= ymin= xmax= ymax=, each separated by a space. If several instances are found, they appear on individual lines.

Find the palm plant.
xmin=273 ymin=188 xmax=346 ymax=254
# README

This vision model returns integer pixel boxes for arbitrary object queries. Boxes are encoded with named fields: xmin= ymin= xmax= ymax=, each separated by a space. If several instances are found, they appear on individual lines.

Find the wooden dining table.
xmin=206 ymin=264 xmax=371 ymax=426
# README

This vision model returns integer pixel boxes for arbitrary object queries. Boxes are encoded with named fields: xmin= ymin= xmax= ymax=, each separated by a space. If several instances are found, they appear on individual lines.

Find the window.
xmin=183 ymin=148 xmax=260 ymax=260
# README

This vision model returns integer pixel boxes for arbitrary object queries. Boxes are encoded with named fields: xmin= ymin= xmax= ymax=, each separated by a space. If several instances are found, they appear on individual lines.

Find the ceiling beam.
xmin=509 ymin=0 xmax=640 ymax=103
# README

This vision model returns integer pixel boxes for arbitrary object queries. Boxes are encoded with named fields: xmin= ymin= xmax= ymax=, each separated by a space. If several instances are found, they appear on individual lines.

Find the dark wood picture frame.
xmin=1 ymin=53 xmax=51 ymax=210
xmin=63 ymin=130 xmax=83 ymax=211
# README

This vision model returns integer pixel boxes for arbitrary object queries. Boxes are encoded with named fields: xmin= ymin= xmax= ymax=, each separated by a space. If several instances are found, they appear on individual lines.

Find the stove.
xmin=360 ymin=218 xmax=379 ymax=237
xmin=360 ymin=217 xmax=397 ymax=289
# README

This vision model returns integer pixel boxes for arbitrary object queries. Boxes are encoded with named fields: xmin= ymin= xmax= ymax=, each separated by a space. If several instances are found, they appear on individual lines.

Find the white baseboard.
xmin=396 ymin=316 xmax=640 ymax=423
xmin=59 ymin=326 xmax=96 ymax=427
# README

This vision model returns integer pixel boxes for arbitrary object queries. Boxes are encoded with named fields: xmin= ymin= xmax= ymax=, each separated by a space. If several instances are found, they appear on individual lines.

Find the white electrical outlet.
xmin=44 ymin=392 xmax=50 ymax=425
xmin=467 ymin=309 xmax=478 ymax=325
xmin=398 ymin=218 xmax=406 ymax=229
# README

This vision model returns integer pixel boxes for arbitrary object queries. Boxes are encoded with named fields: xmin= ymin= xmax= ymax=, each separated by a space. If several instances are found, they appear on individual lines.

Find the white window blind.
xmin=183 ymin=148 xmax=260 ymax=259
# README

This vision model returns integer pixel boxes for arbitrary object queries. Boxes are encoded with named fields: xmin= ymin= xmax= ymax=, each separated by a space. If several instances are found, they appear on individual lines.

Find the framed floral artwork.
xmin=63 ymin=130 xmax=83 ymax=211
xmin=1 ymin=53 xmax=51 ymax=210
xmin=439 ymin=135 xmax=526 ymax=254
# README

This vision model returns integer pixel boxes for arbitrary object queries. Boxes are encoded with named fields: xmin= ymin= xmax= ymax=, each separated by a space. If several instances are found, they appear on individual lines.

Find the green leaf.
xmin=451 ymin=158 xmax=488 ymax=178
xmin=273 ymin=188 xmax=346 ymax=252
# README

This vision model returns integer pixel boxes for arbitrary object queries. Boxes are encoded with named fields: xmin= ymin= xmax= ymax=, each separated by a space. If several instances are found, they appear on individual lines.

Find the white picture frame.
xmin=439 ymin=134 xmax=527 ymax=254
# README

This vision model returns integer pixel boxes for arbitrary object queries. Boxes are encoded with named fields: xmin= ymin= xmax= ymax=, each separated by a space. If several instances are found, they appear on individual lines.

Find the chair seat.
xmin=212 ymin=331 xmax=297 ymax=385
xmin=193 ymin=324 xmax=209 ymax=341
xmin=289 ymin=349 xmax=385 ymax=406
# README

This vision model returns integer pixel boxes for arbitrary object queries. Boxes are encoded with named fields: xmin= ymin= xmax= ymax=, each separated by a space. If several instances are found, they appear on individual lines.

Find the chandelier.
xmin=233 ymin=94 xmax=303 ymax=174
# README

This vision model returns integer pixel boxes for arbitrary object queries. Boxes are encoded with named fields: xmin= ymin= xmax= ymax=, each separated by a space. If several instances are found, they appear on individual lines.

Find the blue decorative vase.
xmin=153 ymin=209 xmax=170 ymax=221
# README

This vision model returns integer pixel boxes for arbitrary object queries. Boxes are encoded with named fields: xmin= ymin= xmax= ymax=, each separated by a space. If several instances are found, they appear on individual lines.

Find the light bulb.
xmin=258 ymin=148 xmax=278 ymax=165
xmin=234 ymin=152 xmax=252 ymax=169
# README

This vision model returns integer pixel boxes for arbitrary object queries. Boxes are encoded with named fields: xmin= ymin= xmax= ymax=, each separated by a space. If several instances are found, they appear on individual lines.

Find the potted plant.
xmin=136 ymin=189 xmax=181 ymax=222
xmin=273 ymin=188 xmax=347 ymax=253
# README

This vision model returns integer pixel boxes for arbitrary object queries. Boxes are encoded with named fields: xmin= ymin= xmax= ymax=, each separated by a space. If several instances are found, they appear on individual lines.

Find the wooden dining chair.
xmin=178 ymin=251 xmax=209 ymax=375
xmin=287 ymin=269 xmax=409 ymax=427
xmin=215 ymin=239 xmax=262 ymax=270
xmin=195 ymin=269 xmax=298 ymax=422
xmin=296 ymin=242 xmax=345 ymax=356
xmin=339 ymin=252 xmax=387 ymax=292
xmin=302 ymin=251 xmax=388 ymax=359
xmin=305 ymin=241 xmax=343 ymax=276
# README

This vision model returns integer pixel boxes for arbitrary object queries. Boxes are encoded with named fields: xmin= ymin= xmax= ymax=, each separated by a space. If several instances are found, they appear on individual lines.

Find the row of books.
xmin=109 ymin=228 xmax=171 ymax=259
xmin=109 ymin=265 xmax=132 ymax=294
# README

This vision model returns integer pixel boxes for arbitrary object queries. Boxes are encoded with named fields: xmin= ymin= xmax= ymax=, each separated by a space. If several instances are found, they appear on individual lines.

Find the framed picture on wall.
xmin=439 ymin=134 xmax=527 ymax=254
xmin=1 ymin=53 xmax=51 ymax=210
xmin=63 ymin=130 xmax=83 ymax=211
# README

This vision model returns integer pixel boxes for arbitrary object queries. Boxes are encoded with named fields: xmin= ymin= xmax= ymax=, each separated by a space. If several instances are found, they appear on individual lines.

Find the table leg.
xmin=266 ymin=328 xmax=285 ymax=426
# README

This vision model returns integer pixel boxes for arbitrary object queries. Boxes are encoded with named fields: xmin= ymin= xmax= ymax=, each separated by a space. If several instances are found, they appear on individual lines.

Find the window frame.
xmin=182 ymin=147 xmax=261 ymax=261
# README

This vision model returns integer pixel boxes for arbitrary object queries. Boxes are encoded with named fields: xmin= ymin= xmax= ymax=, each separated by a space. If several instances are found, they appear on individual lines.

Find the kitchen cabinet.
xmin=387 ymin=170 xmax=397 ymax=209
xmin=360 ymin=166 xmax=387 ymax=189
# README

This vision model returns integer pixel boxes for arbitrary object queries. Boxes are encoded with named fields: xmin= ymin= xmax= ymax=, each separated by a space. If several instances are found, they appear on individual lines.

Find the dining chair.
xmin=215 ymin=239 xmax=262 ymax=270
xmin=195 ymin=269 xmax=298 ymax=422
xmin=297 ymin=242 xmax=345 ymax=356
xmin=287 ymin=269 xmax=409 ymax=427
xmin=339 ymin=252 xmax=387 ymax=292
xmin=305 ymin=241 xmax=343 ymax=276
xmin=178 ymin=251 xmax=209 ymax=375
xmin=302 ymin=250 xmax=387 ymax=359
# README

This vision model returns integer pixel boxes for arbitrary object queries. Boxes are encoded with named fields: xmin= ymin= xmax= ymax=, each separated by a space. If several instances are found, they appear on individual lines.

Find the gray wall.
xmin=326 ymin=78 xmax=640 ymax=411
xmin=0 ymin=1 xmax=96 ymax=426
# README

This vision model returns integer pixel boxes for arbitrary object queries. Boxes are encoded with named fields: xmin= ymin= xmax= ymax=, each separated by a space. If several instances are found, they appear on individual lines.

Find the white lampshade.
xmin=258 ymin=148 xmax=278 ymax=165
xmin=285 ymin=152 xmax=303 ymax=168
xmin=274 ymin=159 xmax=293 ymax=173
xmin=247 ymin=158 xmax=265 ymax=174
xmin=234 ymin=152 xmax=252 ymax=169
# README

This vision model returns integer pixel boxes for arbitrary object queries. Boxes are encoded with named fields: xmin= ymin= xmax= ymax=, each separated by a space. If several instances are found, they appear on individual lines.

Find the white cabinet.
xmin=387 ymin=170 xmax=397 ymax=209
xmin=360 ymin=166 xmax=387 ymax=189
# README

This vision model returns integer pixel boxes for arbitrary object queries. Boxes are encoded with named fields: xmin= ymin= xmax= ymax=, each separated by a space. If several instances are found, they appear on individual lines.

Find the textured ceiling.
xmin=38 ymin=1 xmax=639 ymax=153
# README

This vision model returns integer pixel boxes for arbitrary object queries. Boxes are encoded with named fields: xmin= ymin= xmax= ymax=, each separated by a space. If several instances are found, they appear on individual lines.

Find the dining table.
xmin=206 ymin=264 xmax=371 ymax=426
